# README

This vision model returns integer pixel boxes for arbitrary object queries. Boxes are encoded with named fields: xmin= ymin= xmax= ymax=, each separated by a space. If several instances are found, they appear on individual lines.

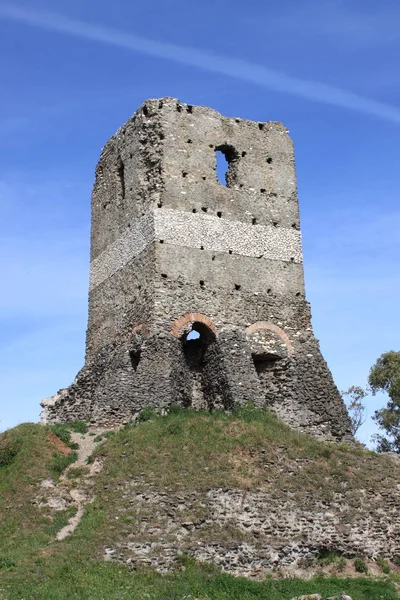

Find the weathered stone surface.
xmin=103 ymin=469 xmax=400 ymax=577
xmin=41 ymin=97 xmax=353 ymax=442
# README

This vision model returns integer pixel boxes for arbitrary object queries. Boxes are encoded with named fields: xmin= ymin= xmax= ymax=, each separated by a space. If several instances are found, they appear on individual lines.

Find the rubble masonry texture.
xmin=41 ymin=97 xmax=353 ymax=442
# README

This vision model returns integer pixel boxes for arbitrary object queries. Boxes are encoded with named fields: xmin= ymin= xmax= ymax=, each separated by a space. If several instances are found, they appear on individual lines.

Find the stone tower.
xmin=41 ymin=97 xmax=352 ymax=442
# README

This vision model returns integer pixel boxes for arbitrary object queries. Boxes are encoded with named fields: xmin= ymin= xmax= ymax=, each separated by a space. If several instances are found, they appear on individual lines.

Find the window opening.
xmin=215 ymin=145 xmax=238 ymax=188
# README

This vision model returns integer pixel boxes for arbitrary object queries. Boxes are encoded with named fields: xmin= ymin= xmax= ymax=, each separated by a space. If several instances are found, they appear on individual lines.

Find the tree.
xmin=369 ymin=351 xmax=400 ymax=454
xmin=342 ymin=385 xmax=367 ymax=436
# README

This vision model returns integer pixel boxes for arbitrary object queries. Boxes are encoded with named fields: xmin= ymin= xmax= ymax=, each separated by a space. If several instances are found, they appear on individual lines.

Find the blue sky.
xmin=0 ymin=0 xmax=399 ymax=445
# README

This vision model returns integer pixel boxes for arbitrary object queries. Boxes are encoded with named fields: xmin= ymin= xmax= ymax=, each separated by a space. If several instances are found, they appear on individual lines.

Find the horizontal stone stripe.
xmin=89 ymin=209 xmax=303 ymax=290
xmin=89 ymin=214 xmax=154 ymax=290
xmin=155 ymin=209 xmax=302 ymax=263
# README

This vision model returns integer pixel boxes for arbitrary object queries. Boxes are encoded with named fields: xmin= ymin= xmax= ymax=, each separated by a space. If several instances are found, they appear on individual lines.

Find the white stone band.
xmin=90 ymin=208 xmax=303 ymax=290
xmin=89 ymin=214 xmax=154 ymax=290
xmin=155 ymin=208 xmax=302 ymax=263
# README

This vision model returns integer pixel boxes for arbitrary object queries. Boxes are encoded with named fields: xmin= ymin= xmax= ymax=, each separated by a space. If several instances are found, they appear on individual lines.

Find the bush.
xmin=354 ymin=557 xmax=368 ymax=573
xmin=137 ymin=406 xmax=159 ymax=422
xmin=317 ymin=548 xmax=343 ymax=566
xmin=68 ymin=420 xmax=88 ymax=434
xmin=377 ymin=557 xmax=391 ymax=574
xmin=0 ymin=442 xmax=19 ymax=468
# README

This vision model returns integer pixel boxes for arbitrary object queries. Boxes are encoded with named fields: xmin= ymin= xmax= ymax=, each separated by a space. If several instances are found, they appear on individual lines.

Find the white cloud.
xmin=0 ymin=4 xmax=400 ymax=123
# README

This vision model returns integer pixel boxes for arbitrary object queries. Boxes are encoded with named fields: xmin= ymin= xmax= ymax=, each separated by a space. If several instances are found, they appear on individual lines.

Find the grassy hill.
xmin=1 ymin=406 xmax=400 ymax=600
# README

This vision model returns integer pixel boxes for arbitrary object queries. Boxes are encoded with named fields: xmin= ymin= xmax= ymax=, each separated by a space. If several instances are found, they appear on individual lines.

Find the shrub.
xmin=68 ymin=420 xmax=88 ymax=434
xmin=0 ymin=442 xmax=19 ymax=468
xmin=377 ymin=557 xmax=391 ymax=574
xmin=317 ymin=548 xmax=343 ymax=566
xmin=354 ymin=557 xmax=368 ymax=573
xmin=137 ymin=406 xmax=158 ymax=423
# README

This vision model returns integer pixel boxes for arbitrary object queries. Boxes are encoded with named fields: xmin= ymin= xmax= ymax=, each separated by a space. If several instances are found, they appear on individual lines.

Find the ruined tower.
xmin=41 ymin=97 xmax=352 ymax=442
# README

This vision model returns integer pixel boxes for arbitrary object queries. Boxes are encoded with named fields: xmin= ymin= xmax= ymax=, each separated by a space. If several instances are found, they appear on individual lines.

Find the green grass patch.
xmin=50 ymin=451 xmax=78 ymax=477
xmin=49 ymin=420 xmax=88 ymax=450
xmin=0 ymin=557 xmax=398 ymax=600
xmin=0 ymin=411 xmax=399 ymax=599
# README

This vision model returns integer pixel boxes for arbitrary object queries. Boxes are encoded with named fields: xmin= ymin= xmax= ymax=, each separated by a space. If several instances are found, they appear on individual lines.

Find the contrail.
xmin=1 ymin=4 xmax=400 ymax=124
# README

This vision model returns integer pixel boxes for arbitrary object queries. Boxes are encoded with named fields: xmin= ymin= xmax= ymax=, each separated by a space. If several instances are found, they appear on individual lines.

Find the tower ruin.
xmin=41 ymin=97 xmax=353 ymax=442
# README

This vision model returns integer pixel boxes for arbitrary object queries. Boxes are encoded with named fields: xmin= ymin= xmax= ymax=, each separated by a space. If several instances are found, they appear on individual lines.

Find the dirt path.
xmin=38 ymin=427 xmax=113 ymax=541
xmin=55 ymin=428 xmax=109 ymax=540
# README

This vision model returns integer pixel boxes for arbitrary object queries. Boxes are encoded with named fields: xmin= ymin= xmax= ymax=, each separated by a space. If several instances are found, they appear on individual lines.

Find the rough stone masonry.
xmin=41 ymin=97 xmax=353 ymax=442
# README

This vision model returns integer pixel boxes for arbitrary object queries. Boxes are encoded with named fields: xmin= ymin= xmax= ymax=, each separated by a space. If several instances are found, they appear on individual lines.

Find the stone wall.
xmin=103 ymin=462 xmax=400 ymax=578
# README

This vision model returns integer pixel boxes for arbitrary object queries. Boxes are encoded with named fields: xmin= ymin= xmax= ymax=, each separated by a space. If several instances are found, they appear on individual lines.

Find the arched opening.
xmin=180 ymin=322 xmax=216 ymax=409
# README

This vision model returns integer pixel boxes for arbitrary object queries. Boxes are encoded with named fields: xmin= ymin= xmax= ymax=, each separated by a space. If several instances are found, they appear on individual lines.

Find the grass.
xmin=0 ymin=408 xmax=399 ymax=599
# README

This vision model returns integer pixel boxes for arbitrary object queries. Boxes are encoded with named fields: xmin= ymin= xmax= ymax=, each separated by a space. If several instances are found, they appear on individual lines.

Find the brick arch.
xmin=171 ymin=312 xmax=218 ymax=338
xmin=245 ymin=321 xmax=294 ymax=356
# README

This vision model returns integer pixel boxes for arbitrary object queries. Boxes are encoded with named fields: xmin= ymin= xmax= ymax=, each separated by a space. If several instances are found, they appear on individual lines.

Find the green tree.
xmin=342 ymin=385 xmax=367 ymax=435
xmin=369 ymin=351 xmax=400 ymax=453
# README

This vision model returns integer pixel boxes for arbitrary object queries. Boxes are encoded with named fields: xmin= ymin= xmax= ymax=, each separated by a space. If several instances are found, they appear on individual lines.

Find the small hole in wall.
xmin=129 ymin=152 xmax=133 ymax=159
xmin=267 ymin=288 xmax=271 ymax=294
xmin=234 ymin=284 xmax=241 ymax=290
xmin=202 ymin=176 xmax=206 ymax=180
xmin=239 ymin=184 xmax=244 ymax=189
xmin=143 ymin=105 xmax=149 ymax=116
xmin=273 ymin=221 xmax=278 ymax=227
xmin=159 ymin=132 xmax=165 ymax=140
xmin=201 ymin=207 xmax=208 ymax=213
xmin=241 ymin=151 xmax=247 ymax=157
xmin=138 ymin=285 xmax=142 ymax=290
xmin=260 ymin=188 xmax=266 ymax=194
xmin=292 ymin=223 xmax=298 ymax=229
xmin=212 ymin=255 xmax=216 ymax=261
xmin=176 ymin=103 xmax=182 ymax=112
xmin=157 ymin=201 xmax=163 ymax=208
xmin=161 ymin=273 xmax=168 ymax=278
xmin=129 ymin=350 xmax=141 ymax=371
xmin=296 ymin=292 xmax=301 ymax=297
xmin=267 ymin=157 xmax=273 ymax=164
xmin=229 ymin=250 xmax=233 ymax=255
xmin=217 ymin=211 xmax=222 ymax=218
xmin=290 ymin=257 xmax=295 ymax=262
xmin=182 ymin=171 xmax=187 ymax=178
xmin=159 ymin=239 xmax=164 ymax=244
xmin=192 ymin=208 xmax=197 ymax=213
xmin=209 ymin=144 xmax=214 ymax=148
xmin=235 ymin=118 xmax=240 ymax=123
xmin=187 ymin=105 xmax=193 ymax=113
xmin=200 ymin=245 xmax=204 ymax=250
xmin=158 ymin=100 xmax=163 ymax=109
xmin=252 ymin=217 xmax=257 ymax=225
xmin=187 ymin=139 xmax=193 ymax=144
xmin=200 ymin=280 xmax=205 ymax=287
xmin=117 ymin=158 xmax=125 ymax=199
